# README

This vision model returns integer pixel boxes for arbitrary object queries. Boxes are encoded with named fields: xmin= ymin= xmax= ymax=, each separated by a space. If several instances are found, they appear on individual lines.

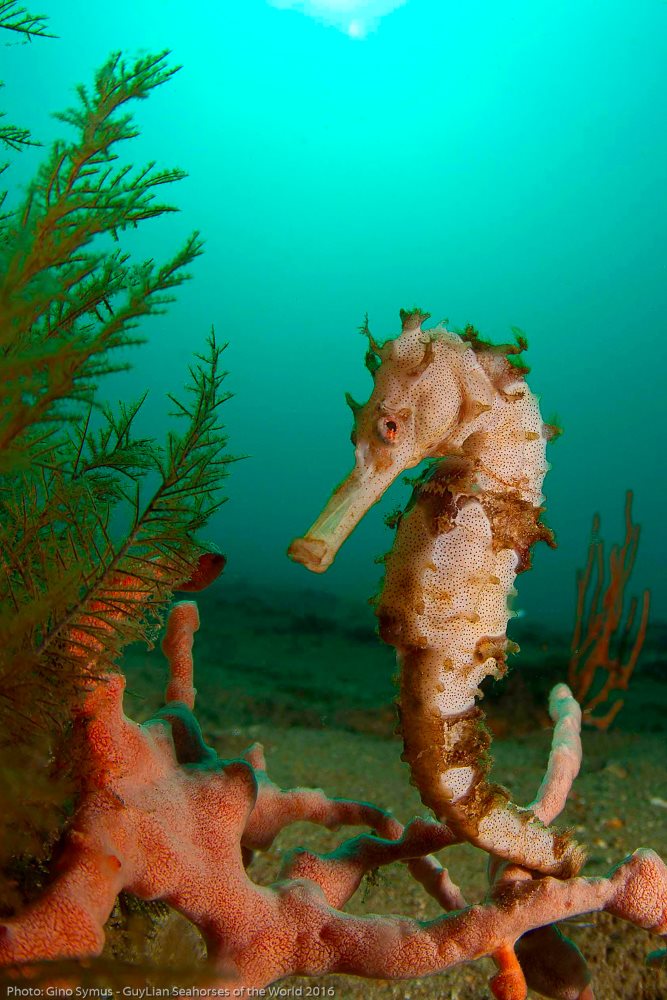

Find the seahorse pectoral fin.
xmin=288 ymin=463 xmax=399 ymax=573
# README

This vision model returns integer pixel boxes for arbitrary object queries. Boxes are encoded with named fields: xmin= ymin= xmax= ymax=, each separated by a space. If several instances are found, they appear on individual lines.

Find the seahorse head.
xmin=289 ymin=307 xmax=494 ymax=573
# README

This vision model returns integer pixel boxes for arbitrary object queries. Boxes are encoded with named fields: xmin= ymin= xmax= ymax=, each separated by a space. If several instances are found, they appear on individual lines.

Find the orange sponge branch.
xmin=1 ymin=602 xmax=666 ymax=997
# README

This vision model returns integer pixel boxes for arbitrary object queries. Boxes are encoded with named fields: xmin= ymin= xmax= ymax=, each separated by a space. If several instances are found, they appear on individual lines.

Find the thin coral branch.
xmin=568 ymin=491 xmax=651 ymax=729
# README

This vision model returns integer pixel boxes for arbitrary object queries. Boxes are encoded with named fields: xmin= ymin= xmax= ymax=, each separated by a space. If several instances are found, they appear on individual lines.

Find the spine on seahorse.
xmin=288 ymin=308 xmax=586 ymax=877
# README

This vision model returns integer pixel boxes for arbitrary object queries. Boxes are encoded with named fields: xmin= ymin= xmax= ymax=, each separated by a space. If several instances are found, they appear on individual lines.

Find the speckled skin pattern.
xmin=289 ymin=309 xmax=584 ymax=877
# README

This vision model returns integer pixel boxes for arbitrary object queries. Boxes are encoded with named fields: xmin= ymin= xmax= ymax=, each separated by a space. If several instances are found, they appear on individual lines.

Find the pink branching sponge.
xmin=1 ymin=601 xmax=666 ymax=999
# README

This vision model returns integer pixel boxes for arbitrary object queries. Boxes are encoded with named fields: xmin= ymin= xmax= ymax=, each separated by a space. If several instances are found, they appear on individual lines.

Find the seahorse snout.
xmin=287 ymin=536 xmax=332 ymax=573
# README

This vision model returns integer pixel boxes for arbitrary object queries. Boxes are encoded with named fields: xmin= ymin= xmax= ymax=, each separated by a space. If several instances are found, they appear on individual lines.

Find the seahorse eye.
xmin=377 ymin=416 xmax=399 ymax=443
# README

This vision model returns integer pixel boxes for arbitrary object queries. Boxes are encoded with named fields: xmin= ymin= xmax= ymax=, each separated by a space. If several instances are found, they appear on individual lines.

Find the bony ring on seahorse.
xmin=288 ymin=307 xmax=586 ymax=879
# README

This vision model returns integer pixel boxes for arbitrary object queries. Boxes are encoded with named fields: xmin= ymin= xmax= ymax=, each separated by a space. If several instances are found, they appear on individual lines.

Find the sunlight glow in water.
xmin=268 ymin=0 xmax=409 ymax=36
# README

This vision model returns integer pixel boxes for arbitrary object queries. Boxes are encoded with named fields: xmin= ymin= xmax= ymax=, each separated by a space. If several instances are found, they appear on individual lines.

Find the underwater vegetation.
xmin=0 ymin=6 xmax=231 ymax=892
xmin=0 ymin=4 xmax=664 ymax=999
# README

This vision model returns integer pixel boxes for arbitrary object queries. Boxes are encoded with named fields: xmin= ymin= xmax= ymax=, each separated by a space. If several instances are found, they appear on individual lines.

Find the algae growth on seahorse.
xmin=289 ymin=307 xmax=586 ymax=878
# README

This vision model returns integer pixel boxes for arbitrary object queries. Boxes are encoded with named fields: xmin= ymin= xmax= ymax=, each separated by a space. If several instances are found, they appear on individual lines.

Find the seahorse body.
xmin=288 ymin=308 xmax=585 ymax=878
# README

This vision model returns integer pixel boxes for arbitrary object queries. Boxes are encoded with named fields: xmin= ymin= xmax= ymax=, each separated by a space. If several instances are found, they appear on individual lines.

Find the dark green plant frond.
xmin=0 ymin=1 xmax=54 ymax=41
xmin=0 ymin=233 xmax=204 ymax=472
xmin=0 ymin=115 xmax=39 ymax=150
xmin=0 ymin=51 xmax=203 ymax=473
xmin=0 ymin=49 xmax=234 ymax=875
xmin=55 ymin=51 xmax=179 ymax=136
xmin=75 ymin=394 xmax=156 ymax=488
xmin=0 ymin=0 xmax=54 ymax=157
xmin=1 ymin=330 xmax=233 ymax=702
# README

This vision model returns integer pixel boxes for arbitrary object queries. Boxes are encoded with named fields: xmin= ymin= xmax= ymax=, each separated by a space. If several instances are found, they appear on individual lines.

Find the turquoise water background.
xmin=2 ymin=0 xmax=665 ymax=630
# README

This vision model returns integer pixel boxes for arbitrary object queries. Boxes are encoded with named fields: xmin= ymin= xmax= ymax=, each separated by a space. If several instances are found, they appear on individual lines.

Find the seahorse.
xmin=288 ymin=307 xmax=586 ymax=878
